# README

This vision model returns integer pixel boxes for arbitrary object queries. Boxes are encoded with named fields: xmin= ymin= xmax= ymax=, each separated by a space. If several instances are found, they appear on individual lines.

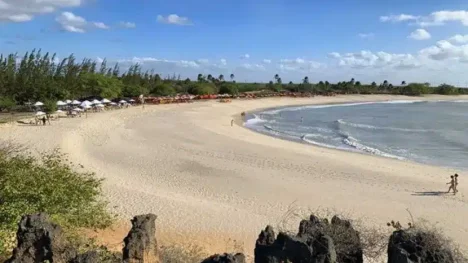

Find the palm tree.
xmin=207 ymin=74 xmax=213 ymax=82
xmin=383 ymin=80 xmax=388 ymax=86
xmin=401 ymin=81 xmax=406 ymax=86
xmin=197 ymin=73 xmax=204 ymax=82
xmin=230 ymin=73 xmax=235 ymax=82
xmin=219 ymin=74 xmax=224 ymax=82
xmin=303 ymin=76 xmax=309 ymax=84
xmin=277 ymin=77 xmax=282 ymax=84
xmin=274 ymin=74 xmax=279 ymax=81
xmin=350 ymin=78 xmax=355 ymax=85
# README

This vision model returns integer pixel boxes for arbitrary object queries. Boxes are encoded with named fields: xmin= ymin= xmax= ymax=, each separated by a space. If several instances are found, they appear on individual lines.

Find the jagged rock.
xmin=388 ymin=229 xmax=454 ymax=263
xmin=330 ymin=216 xmax=363 ymax=263
xmin=122 ymin=213 xmax=159 ymax=263
xmin=71 ymin=251 xmax=100 ymax=263
xmin=201 ymin=253 xmax=246 ymax=263
xmin=6 ymin=213 xmax=77 ymax=263
xmin=254 ymin=226 xmax=284 ymax=263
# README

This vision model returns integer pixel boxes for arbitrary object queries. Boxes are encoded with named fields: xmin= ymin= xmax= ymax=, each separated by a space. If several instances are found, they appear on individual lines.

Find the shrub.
xmin=0 ymin=143 xmax=113 ymax=257
xmin=159 ymin=244 xmax=207 ymax=263
xmin=0 ymin=97 xmax=16 ymax=112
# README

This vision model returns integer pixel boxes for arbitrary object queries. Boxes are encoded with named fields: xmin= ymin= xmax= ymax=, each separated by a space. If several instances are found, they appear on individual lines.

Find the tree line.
xmin=0 ymin=49 xmax=466 ymax=110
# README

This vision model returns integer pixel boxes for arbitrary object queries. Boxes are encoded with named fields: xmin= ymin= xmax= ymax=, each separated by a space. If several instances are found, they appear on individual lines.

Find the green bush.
xmin=0 ymin=97 xmax=16 ymax=112
xmin=0 ymin=144 xmax=113 ymax=256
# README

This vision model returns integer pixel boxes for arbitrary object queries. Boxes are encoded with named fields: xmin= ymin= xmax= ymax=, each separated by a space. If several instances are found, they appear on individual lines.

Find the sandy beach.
xmin=1 ymin=94 xmax=468 ymax=256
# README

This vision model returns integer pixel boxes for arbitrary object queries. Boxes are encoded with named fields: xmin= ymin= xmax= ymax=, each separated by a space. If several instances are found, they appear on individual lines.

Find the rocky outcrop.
xmin=5 ymin=213 xmax=77 ymax=263
xmin=388 ymin=229 xmax=454 ymax=263
xmin=4 ymin=212 xmax=458 ymax=263
xmin=201 ymin=253 xmax=246 ymax=263
xmin=122 ymin=214 xmax=159 ymax=263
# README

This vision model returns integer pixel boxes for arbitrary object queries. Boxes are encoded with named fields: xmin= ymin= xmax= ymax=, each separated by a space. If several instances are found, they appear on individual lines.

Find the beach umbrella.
xmin=55 ymin=110 xmax=65 ymax=114
xmin=129 ymin=99 xmax=135 ymax=102
xmin=101 ymin=98 xmax=111 ymax=104
xmin=92 ymin=99 xmax=101 ymax=104
xmin=110 ymin=102 xmax=117 ymax=106
xmin=119 ymin=100 xmax=127 ymax=104
xmin=84 ymin=105 xmax=92 ymax=109
xmin=80 ymin=100 xmax=92 ymax=107
xmin=72 ymin=107 xmax=82 ymax=112
xmin=95 ymin=104 xmax=105 ymax=108
xmin=35 ymin=111 xmax=46 ymax=116
xmin=72 ymin=100 xmax=81 ymax=105
xmin=57 ymin=101 xmax=66 ymax=106
xmin=34 ymin=101 xmax=44 ymax=107
xmin=65 ymin=100 xmax=72 ymax=104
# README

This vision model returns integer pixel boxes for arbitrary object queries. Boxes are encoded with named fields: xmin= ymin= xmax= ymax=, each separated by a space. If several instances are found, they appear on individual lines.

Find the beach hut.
xmin=101 ymin=98 xmax=111 ymax=104
xmin=72 ymin=100 xmax=81 ymax=105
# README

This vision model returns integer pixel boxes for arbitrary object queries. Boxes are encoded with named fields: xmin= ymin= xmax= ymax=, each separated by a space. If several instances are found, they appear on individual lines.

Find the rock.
xmin=388 ymin=229 xmax=454 ymax=263
xmin=122 ymin=214 xmax=159 ymax=263
xmin=201 ymin=253 xmax=246 ymax=263
xmin=6 ymin=213 xmax=77 ymax=263
xmin=71 ymin=251 xmax=100 ymax=263
xmin=254 ymin=226 xmax=285 ymax=263
xmin=330 ymin=216 xmax=363 ymax=263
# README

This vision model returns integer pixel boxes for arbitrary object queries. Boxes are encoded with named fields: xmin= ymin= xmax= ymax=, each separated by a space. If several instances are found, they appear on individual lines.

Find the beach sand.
xmin=1 ymin=94 xmax=468 ymax=257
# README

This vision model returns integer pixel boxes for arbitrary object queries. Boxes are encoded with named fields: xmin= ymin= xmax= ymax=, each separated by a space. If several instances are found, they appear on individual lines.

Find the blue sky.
xmin=1 ymin=0 xmax=468 ymax=85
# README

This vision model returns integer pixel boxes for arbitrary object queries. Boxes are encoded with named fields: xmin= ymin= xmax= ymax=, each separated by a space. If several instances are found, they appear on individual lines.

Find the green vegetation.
xmin=0 ymin=144 xmax=113 ymax=258
xmin=0 ymin=49 xmax=467 ymax=106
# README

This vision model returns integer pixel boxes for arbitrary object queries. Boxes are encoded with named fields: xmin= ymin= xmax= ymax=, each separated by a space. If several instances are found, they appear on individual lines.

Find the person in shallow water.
xmin=447 ymin=175 xmax=456 ymax=194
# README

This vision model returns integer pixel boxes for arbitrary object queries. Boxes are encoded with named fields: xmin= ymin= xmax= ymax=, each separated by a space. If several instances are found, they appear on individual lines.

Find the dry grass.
xmin=159 ymin=244 xmax=208 ymax=263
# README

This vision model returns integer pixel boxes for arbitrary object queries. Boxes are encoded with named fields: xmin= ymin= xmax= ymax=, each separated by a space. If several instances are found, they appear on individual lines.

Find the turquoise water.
xmin=245 ymin=100 xmax=468 ymax=170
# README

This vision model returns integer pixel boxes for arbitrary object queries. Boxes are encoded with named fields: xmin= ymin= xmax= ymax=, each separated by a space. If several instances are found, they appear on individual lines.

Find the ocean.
xmin=245 ymin=100 xmax=468 ymax=170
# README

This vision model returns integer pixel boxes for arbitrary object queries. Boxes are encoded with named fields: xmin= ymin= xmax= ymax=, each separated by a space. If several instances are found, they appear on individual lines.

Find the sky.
xmin=1 ymin=0 xmax=468 ymax=85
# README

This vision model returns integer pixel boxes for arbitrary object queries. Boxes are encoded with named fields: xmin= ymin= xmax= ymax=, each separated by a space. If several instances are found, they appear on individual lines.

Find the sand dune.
xmin=2 ymin=94 xmax=468 ymax=256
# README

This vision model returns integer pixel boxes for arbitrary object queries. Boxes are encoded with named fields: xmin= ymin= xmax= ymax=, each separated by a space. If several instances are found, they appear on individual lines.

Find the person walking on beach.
xmin=231 ymin=119 xmax=234 ymax=127
xmin=42 ymin=116 xmax=46 ymax=126
xmin=447 ymin=175 xmax=456 ymax=194
xmin=454 ymin=174 xmax=459 ymax=193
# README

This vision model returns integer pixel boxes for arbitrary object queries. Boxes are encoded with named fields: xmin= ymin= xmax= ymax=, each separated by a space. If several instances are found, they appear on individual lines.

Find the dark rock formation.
xmin=71 ymin=251 xmax=100 ymax=263
xmin=329 ymin=216 xmax=363 ymax=263
xmin=201 ymin=253 xmax=246 ymax=263
xmin=5 ymin=213 xmax=77 ymax=263
xmin=388 ymin=229 xmax=454 ymax=263
xmin=122 ymin=214 xmax=159 ymax=263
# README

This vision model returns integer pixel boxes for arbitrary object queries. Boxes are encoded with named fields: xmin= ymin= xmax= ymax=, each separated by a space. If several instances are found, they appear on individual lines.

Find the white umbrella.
xmin=35 ymin=111 xmax=46 ymax=116
xmin=110 ymin=102 xmax=117 ymax=106
xmin=119 ymin=100 xmax=127 ymax=104
xmin=34 ymin=101 xmax=44 ymax=107
xmin=57 ymin=101 xmax=66 ymax=106
xmin=80 ymin=101 xmax=92 ymax=107
xmin=101 ymin=98 xmax=111 ymax=104
xmin=95 ymin=104 xmax=105 ymax=108
xmin=72 ymin=100 xmax=81 ymax=105
xmin=92 ymin=99 xmax=101 ymax=104
xmin=65 ymin=100 xmax=72 ymax=104
xmin=129 ymin=99 xmax=135 ymax=102
xmin=72 ymin=107 xmax=82 ymax=112
xmin=84 ymin=105 xmax=92 ymax=109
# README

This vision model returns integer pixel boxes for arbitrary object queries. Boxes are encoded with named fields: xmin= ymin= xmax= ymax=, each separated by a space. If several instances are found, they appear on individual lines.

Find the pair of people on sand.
xmin=447 ymin=174 xmax=459 ymax=194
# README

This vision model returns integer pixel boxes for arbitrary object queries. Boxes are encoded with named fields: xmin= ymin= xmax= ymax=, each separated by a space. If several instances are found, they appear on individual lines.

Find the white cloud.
xmin=408 ymin=29 xmax=431 ymax=40
xmin=278 ymin=58 xmax=324 ymax=72
xmin=240 ymin=54 xmax=250 ymax=59
xmin=240 ymin=63 xmax=265 ymax=71
xmin=157 ymin=14 xmax=192 ymax=26
xmin=358 ymin=33 xmax=374 ymax=39
xmin=56 ymin=12 xmax=110 ymax=33
xmin=220 ymin=59 xmax=227 ymax=66
xmin=329 ymin=50 xmax=420 ymax=69
xmin=96 ymin=57 xmax=104 ymax=63
xmin=93 ymin=22 xmax=109 ymax=29
xmin=382 ymin=10 xmax=468 ymax=27
xmin=449 ymin=34 xmax=468 ymax=44
xmin=119 ymin=21 xmax=136 ymax=28
xmin=419 ymin=40 xmax=468 ymax=62
xmin=0 ymin=0 xmax=81 ymax=23
xmin=196 ymin=59 xmax=209 ymax=64
xmin=380 ymin=14 xmax=419 ymax=22
xmin=263 ymin=59 xmax=272 ymax=64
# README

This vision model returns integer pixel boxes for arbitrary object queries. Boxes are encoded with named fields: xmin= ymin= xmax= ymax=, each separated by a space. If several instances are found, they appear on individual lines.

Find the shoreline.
xmin=238 ymin=98 xmax=468 ymax=172
xmin=1 ymin=94 xmax=468 ymax=256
